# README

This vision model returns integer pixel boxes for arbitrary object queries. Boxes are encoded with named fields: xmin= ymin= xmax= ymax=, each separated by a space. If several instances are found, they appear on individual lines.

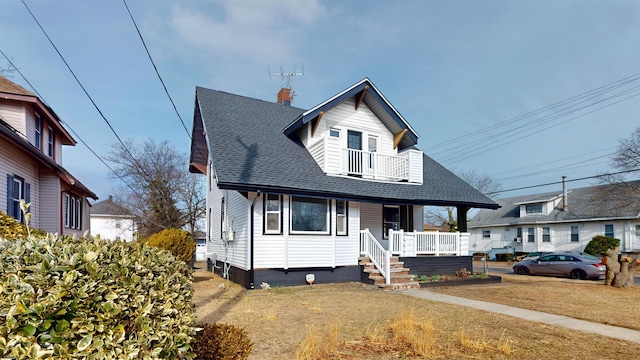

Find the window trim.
xmin=604 ymin=224 xmax=614 ymax=238
xmin=264 ymin=193 xmax=283 ymax=235
xmin=64 ymin=193 xmax=83 ymax=230
xmin=525 ymin=203 xmax=542 ymax=215
xmin=570 ymin=225 xmax=579 ymax=242
xmin=542 ymin=227 xmax=550 ymax=242
xmin=47 ymin=126 xmax=54 ymax=158
xmin=329 ymin=128 xmax=341 ymax=138
xmin=35 ymin=113 xmax=42 ymax=149
xmin=289 ymin=196 xmax=330 ymax=235
xmin=527 ymin=227 xmax=535 ymax=242
xmin=335 ymin=200 xmax=348 ymax=236
xmin=482 ymin=230 xmax=491 ymax=239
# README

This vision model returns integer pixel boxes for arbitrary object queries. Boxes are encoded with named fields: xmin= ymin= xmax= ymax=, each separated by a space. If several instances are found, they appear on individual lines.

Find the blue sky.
xmin=2 ymin=0 xmax=639 ymax=201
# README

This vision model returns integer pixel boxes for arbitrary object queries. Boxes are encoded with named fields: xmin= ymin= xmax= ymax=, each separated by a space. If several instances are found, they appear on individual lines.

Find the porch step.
xmin=359 ymin=256 xmax=417 ymax=290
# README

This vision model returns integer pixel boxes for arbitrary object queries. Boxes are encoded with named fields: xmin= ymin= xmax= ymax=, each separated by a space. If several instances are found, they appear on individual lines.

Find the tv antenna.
xmin=269 ymin=65 xmax=304 ymax=102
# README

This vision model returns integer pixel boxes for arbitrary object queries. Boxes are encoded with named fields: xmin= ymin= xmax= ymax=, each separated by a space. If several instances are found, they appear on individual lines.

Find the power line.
xmin=122 ymin=0 xmax=192 ymax=140
xmin=0 ymin=48 xmax=137 ymax=196
xmin=21 ymin=0 xmax=155 ymax=184
xmin=486 ymin=168 xmax=640 ymax=196
xmin=427 ymin=72 xmax=640 ymax=155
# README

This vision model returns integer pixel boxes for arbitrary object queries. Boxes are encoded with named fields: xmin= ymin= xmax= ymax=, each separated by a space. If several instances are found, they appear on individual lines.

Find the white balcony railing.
xmin=389 ymin=230 xmax=461 ymax=256
xmin=343 ymin=149 xmax=409 ymax=181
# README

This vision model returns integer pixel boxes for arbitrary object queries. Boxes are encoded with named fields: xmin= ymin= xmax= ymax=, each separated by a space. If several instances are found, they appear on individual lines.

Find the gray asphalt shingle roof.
xmin=469 ymin=181 xmax=640 ymax=227
xmin=194 ymin=83 xmax=498 ymax=209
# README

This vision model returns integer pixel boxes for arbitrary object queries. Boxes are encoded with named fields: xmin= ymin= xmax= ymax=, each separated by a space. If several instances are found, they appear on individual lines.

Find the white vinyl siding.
xmin=206 ymin=186 xmax=250 ymax=270
xmin=253 ymin=195 xmax=361 ymax=269
xmin=39 ymin=173 xmax=60 ymax=233
xmin=360 ymin=202 xmax=384 ymax=245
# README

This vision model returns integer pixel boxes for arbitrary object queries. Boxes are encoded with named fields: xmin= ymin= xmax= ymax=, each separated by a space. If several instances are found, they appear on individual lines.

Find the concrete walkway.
xmin=399 ymin=289 xmax=640 ymax=344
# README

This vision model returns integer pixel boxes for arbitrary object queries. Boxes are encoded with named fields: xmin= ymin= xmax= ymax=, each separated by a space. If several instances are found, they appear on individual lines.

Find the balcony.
xmin=307 ymin=137 xmax=423 ymax=183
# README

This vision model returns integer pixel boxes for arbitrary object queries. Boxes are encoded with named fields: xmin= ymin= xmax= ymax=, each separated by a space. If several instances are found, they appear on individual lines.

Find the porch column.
xmin=456 ymin=206 xmax=469 ymax=232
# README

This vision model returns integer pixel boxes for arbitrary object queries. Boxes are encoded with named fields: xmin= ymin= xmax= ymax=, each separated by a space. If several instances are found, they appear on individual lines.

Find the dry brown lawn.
xmin=192 ymin=265 xmax=640 ymax=360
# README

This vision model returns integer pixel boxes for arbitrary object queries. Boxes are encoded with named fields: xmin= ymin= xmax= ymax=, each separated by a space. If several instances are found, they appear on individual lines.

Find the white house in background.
xmin=469 ymin=180 xmax=640 ymax=257
xmin=90 ymin=195 xmax=137 ymax=241
xmin=188 ymin=78 xmax=499 ymax=288
xmin=0 ymin=75 xmax=97 ymax=235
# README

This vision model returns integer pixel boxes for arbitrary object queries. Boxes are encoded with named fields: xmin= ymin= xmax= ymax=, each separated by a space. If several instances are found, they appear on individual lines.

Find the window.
xmin=115 ymin=219 xmax=121 ymax=229
xmin=383 ymin=205 xmax=400 ymax=239
xmin=347 ymin=131 xmax=362 ymax=150
xmin=47 ymin=127 xmax=54 ymax=157
xmin=264 ymin=194 xmax=282 ymax=234
xmin=525 ymin=203 xmax=542 ymax=214
xmin=336 ymin=200 xmax=347 ymax=235
xmin=527 ymin=227 xmax=535 ymax=242
xmin=605 ymin=224 xmax=614 ymax=238
xmin=482 ymin=230 xmax=491 ymax=238
xmin=571 ymin=225 xmax=579 ymax=242
xmin=6 ymin=175 xmax=29 ymax=223
xmin=65 ymin=194 xmax=83 ymax=230
xmin=329 ymin=128 xmax=340 ymax=138
xmin=516 ymin=227 xmax=522 ymax=241
xmin=290 ymin=196 xmax=329 ymax=233
xmin=35 ymin=113 xmax=42 ymax=149
xmin=542 ymin=227 xmax=550 ymax=242
xmin=635 ymin=224 xmax=640 ymax=237
xmin=220 ymin=198 xmax=225 ymax=236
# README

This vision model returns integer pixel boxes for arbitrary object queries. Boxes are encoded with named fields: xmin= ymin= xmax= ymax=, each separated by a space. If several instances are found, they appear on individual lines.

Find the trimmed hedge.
xmin=0 ymin=234 xmax=196 ymax=359
xmin=495 ymin=253 xmax=514 ymax=262
xmin=0 ymin=211 xmax=46 ymax=240
xmin=145 ymin=228 xmax=196 ymax=264
xmin=584 ymin=235 xmax=620 ymax=256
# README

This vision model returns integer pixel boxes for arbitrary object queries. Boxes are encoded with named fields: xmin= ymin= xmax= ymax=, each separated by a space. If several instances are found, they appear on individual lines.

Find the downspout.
xmin=249 ymin=190 xmax=261 ymax=289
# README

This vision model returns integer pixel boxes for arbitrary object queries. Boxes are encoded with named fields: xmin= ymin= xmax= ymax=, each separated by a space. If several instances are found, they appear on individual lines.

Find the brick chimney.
xmin=277 ymin=88 xmax=292 ymax=106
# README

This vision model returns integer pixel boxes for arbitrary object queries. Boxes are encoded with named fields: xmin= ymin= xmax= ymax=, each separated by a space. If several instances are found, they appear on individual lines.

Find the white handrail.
xmin=344 ymin=149 xmax=408 ymax=181
xmin=359 ymin=229 xmax=391 ymax=285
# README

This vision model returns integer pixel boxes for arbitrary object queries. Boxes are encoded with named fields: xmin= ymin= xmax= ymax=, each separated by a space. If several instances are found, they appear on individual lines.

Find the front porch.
xmin=359 ymin=229 xmax=470 ymax=287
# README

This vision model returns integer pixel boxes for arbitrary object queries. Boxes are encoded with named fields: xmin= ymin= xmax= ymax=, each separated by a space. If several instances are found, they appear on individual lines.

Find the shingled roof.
xmin=469 ymin=181 xmax=640 ymax=227
xmin=192 ymin=80 xmax=499 ymax=209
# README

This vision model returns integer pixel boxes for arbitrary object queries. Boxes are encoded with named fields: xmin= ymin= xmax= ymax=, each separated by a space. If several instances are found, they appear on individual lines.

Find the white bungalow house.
xmin=469 ymin=180 xmax=640 ymax=258
xmin=90 ymin=195 xmax=137 ymax=241
xmin=0 ymin=76 xmax=96 ymax=235
xmin=188 ymin=78 xmax=499 ymax=288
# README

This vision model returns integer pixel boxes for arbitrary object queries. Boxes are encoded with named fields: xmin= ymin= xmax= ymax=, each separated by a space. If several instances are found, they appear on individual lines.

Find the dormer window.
xmin=525 ymin=203 xmax=542 ymax=214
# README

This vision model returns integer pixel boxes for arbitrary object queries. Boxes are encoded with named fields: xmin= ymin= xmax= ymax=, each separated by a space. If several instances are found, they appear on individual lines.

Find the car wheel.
xmin=570 ymin=269 xmax=587 ymax=280
xmin=516 ymin=267 xmax=530 ymax=275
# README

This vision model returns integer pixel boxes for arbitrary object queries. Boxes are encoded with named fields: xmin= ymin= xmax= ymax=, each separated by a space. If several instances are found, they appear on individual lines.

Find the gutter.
xmin=249 ymin=190 xmax=261 ymax=289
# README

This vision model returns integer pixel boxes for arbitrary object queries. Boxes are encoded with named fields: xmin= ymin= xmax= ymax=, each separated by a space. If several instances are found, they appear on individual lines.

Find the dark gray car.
xmin=513 ymin=252 xmax=605 ymax=280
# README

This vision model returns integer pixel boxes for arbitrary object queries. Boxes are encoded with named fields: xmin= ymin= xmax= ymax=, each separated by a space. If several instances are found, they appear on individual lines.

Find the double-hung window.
xmin=605 ymin=224 xmax=614 ymax=238
xmin=7 ymin=175 xmax=30 ymax=223
xmin=542 ymin=227 xmax=550 ymax=242
xmin=47 ymin=127 xmax=54 ymax=158
xmin=570 ymin=226 xmax=579 ymax=242
xmin=527 ymin=227 xmax=535 ymax=242
xmin=290 ymin=196 xmax=329 ymax=234
xmin=264 ymin=194 xmax=282 ymax=234
xmin=35 ymin=113 xmax=42 ymax=149
xmin=65 ymin=194 xmax=83 ymax=230
xmin=482 ymin=230 xmax=491 ymax=238
xmin=336 ymin=200 xmax=348 ymax=235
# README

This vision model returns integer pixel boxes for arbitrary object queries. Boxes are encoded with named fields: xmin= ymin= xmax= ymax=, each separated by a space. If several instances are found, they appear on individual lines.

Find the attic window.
xmin=329 ymin=128 xmax=340 ymax=138
xmin=525 ymin=203 xmax=542 ymax=214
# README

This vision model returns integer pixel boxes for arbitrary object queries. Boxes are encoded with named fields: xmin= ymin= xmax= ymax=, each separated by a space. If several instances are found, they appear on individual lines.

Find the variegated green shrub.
xmin=0 ymin=234 xmax=196 ymax=359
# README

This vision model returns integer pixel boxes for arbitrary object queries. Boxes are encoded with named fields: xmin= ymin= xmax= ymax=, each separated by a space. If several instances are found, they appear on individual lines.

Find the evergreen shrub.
xmin=0 ymin=211 xmax=47 ymax=239
xmin=583 ymin=235 xmax=620 ymax=256
xmin=0 ymin=234 xmax=196 ymax=358
xmin=145 ymin=228 xmax=196 ymax=264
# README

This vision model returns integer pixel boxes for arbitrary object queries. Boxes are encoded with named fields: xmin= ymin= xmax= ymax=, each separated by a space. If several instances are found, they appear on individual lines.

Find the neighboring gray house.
xmin=90 ymin=195 xmax=137 ymax=241
xmin=469 ymin=180 xmax=640 ymax=257
xmin=189 ymin=78 xmax=499 ymax=288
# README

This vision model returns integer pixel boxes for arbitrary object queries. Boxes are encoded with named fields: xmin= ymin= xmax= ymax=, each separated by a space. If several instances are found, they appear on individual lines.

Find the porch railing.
xmin=344 ymin=149 xmax=408 ymax=181
xmin=389 ymin=230 xmax=461 ymax=256
xmin=359 ymin=229 xmax=391 ymax=285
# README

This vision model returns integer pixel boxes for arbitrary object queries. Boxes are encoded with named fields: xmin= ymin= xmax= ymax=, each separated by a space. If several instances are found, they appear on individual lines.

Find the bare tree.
xmin=424 ymin=170 xmax=502 ymax=231
xmin=106 ymin=138 xmax=206 ymax=238
xmin=594 ymin=127 xmax=640 ymax=209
